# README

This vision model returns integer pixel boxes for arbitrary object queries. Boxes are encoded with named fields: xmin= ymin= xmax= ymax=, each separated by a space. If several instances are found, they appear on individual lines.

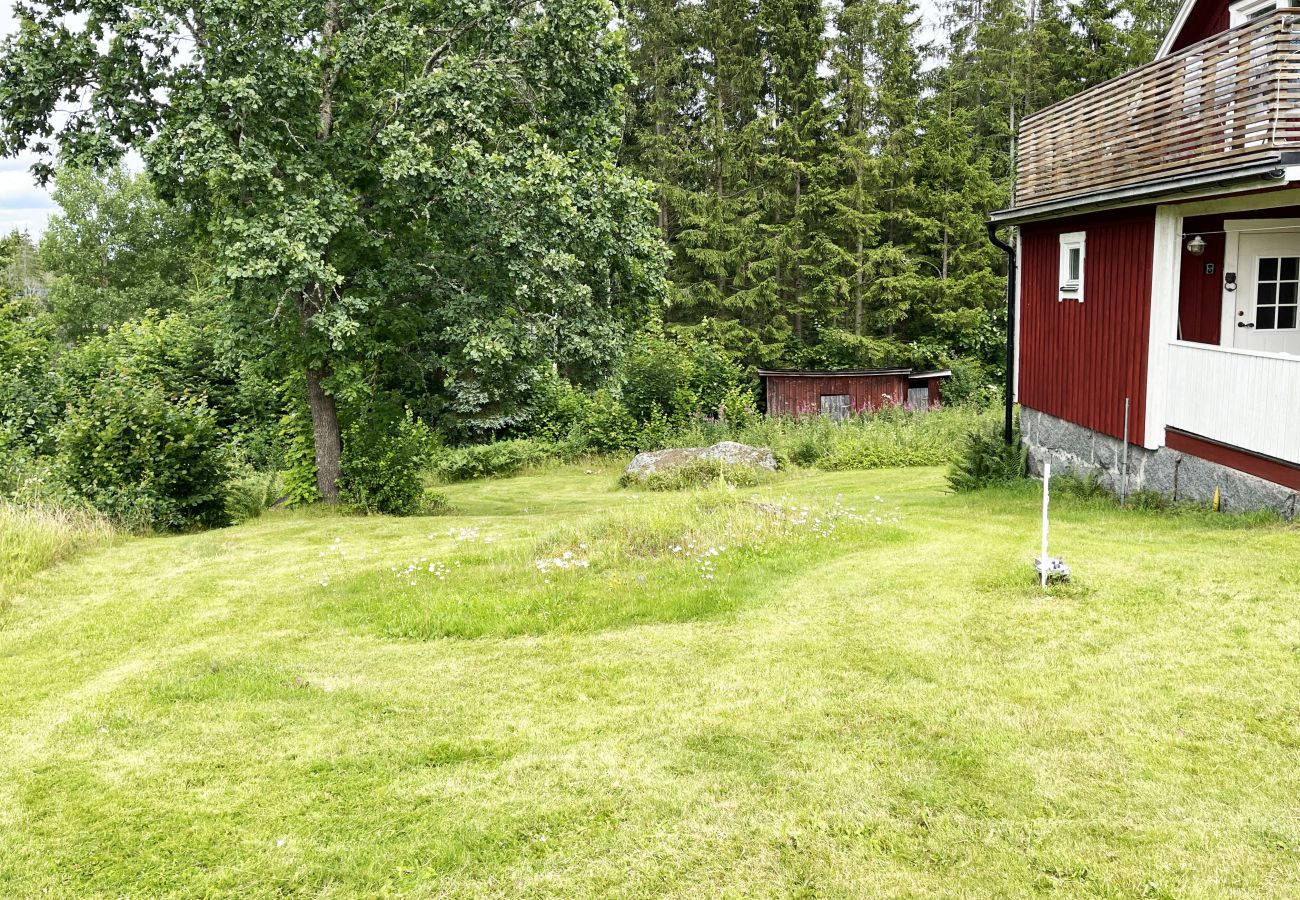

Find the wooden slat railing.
xmin=1015 ymin=10 xmax=1300 ymax=207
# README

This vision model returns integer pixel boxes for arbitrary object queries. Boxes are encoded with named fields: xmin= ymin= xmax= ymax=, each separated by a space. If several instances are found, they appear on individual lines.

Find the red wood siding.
xmin=1168 ymin=0 xmax=1230 ymax=54
xmin=764 ymin=374 xmax=908 ymax=416
xmin=1178 ymin=213 xmax=1225 ymax=345
xmin=1166 ymin=428 xmax=1300 ymax=491
xmin=926 ymin=377 xmax=943 ymax=405
xmin=1018 ymin=209 xmax=1154 ymax=442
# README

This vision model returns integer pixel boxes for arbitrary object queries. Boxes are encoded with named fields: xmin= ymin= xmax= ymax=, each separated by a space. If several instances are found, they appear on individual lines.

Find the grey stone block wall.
xmin=1020 ymin=407 xmax=1300 ymax=518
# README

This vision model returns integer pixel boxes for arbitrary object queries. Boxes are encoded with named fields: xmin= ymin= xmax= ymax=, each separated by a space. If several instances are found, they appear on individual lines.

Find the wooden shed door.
xmin=820 ymin=394 xmax=850 ymax=421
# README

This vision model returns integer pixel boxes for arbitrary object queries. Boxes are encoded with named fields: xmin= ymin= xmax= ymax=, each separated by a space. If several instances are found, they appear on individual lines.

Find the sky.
xmin=0 ymin=0 xmax=946 ymax=239
xmin=0 ymin=3 xmax=56 ymax=237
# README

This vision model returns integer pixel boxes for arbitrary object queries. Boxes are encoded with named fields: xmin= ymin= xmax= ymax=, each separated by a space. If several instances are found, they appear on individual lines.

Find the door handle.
xmin=1237 ymin=321 xmax=1255 ymax=328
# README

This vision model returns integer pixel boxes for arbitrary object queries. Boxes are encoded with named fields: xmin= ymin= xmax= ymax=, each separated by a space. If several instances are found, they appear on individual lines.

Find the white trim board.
xmin=1146 ymin=205 xmax=1184 ymax=449
xmin=1156 ymin=0 xmax=1198 ymax=59
xmin=1174 ymin=185 xmax=1300 ymax=217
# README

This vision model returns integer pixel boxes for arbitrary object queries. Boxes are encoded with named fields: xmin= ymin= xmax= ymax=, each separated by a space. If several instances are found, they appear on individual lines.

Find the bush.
xmin=946 ymin=419 xmax=1027 ymax=492
xmin=340 ymin=411 xmax=438 ymax=515
xmin=941 ymin=357 xmax=1003 ymax=407
xmin=570 ymin=390 xmax=639 ymax=455
xmin=432 ymin=438 xmax=553 ymax=482
xmin=620 ymin=460 xmax=773 ymax=492
xmin=225 ymin=470 xmax=283 ymax=523
xmin=617 ymin=330 xmax=747 ymax=425
xmin=57 ymin=373 xmax=230 ymax=530
xmin=527 ymin=375 xmax=592 ymax=443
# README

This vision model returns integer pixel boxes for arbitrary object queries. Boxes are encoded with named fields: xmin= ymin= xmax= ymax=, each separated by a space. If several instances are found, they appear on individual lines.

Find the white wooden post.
xmin=1041 ymin=462 xmax=1051 ymax=590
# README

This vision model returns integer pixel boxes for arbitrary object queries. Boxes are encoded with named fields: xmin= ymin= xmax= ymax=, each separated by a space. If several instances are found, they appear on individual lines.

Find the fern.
xmin=946 ymin=418 xmax=1028 ymax=492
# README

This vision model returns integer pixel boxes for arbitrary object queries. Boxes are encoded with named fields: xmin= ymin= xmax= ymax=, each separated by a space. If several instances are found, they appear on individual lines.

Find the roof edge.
xmin=757 ymin=368 xmax=914 ymax=378
xmin=991 ymin=158 xmax=1296 ymax=226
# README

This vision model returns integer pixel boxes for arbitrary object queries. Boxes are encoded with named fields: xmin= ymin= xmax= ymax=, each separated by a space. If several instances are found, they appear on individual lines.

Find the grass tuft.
xmin=0 ymin=502 xmax=115 ymax=602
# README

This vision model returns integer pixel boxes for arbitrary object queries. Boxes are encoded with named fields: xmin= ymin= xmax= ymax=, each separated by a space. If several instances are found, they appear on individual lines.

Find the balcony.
xmin=1013 ymin=10 xmax=1300 ymax=210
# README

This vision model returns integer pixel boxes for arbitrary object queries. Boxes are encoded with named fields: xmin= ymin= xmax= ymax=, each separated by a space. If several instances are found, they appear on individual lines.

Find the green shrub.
xmin=571 ymin=390 xmax=639 ymax=455
xmin=527 ymin=375 xmax=592 ymax=442
xmin=946 ymin=419 xmax=1027 ymax=492
xmin=432 ymin=438 xmax=553 ymax=482
xmin=719 ymin=386 xmax=760 ymax=431
xmin=277 ymin=409 xmax=321 ymax=508
xmin=57 ymin=373 xmax=230 ymax=531
xmin=942 ymin=357 xmax=1003 ymax=407
xmin=620 ymin=459 xmax=773 ymax=491
xmin=225 ymin=470 xmax=283 ymax=523
xmin=340 ymin=411 xmax=437 ymax=515
xmin=0 ymin=295 xmax=62 ymax=453
xmin=617 ymin=330 xmax=746 ymax=425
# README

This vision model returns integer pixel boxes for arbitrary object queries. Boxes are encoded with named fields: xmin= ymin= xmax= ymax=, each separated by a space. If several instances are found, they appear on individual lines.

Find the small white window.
xmin=1230 ymin=0 xmax=1279 ymax=26
xmin=1058 ymin=231 xmax=1085 ymax=303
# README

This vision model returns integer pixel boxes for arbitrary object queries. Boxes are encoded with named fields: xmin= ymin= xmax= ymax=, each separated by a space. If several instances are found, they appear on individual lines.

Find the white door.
xmin=1229 ymin=229 xmax=1300 ymax=354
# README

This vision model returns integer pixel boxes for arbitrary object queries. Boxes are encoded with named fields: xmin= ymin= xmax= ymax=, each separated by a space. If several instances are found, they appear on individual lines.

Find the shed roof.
xmin=756 ymin=368 xmax=913 ymax=378
xmin=756 ymin=367 xmax=951 ymax=379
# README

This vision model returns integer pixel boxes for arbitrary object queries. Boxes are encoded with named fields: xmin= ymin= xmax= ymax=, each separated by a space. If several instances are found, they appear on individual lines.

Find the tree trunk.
xmin=854 ymin=232 xmax=864 ymax=336
xmin=305 ymin=364 xmax=342 ymax=503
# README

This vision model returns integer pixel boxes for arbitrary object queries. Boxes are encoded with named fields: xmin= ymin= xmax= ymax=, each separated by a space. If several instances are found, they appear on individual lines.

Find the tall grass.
xmin=0 ymin=502 xmax=116 ymax=602
xmin=669 ymin=404 xmax=998 ymax=470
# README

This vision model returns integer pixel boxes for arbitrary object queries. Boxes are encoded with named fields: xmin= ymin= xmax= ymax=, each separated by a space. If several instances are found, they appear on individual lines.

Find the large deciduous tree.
xmin=0 ymin=0 xmax=665 ymax=500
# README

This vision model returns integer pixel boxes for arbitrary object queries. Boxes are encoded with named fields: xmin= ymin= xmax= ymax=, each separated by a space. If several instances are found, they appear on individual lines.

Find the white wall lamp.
xmin=1185 ymin=234 xmax=1207 ymax=256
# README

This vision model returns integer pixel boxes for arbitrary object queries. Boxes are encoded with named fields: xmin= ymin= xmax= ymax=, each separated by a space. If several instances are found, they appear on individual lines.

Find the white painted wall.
xmin=1165 ymin=341 xmax=1300 ymax=464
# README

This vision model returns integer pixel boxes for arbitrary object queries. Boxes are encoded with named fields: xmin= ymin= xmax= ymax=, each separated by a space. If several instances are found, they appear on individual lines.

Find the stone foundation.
xmin=1020 ymin=407 xmax=1300 ymax=518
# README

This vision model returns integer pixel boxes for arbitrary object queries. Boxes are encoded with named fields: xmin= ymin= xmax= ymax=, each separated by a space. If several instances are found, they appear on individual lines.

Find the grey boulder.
xmin=624 ymin=441 xmax=777 ymax=478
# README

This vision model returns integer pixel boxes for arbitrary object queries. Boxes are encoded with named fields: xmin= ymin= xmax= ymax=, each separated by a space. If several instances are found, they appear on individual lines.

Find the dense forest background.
xmin=619 ymin=0 xmax=1179 ymax=363
xmin=0 ymin=0 xmax=1178 ymax=528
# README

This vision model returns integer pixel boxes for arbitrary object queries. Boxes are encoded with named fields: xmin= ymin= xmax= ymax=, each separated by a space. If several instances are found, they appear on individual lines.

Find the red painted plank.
xmin=764 ymin=374 xmax=908 ymax=417
xmin=1018 ymin=209 xmax=1155 ymax=442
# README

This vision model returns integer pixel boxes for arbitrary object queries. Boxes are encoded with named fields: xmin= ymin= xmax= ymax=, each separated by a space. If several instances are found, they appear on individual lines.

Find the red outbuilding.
xmin=758 ymin=368 xmax=950 ymax=420
xmin=990 ymin=0 xmax=1300 ymax=513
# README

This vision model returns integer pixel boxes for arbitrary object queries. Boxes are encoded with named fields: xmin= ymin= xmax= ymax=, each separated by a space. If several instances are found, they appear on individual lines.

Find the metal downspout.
xmin=987 ymin=222 xmax=1017 ymax=446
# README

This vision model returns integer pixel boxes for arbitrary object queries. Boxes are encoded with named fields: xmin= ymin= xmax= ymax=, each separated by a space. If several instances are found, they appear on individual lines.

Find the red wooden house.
xmin=991 ymin=0 xmax=1300 ymax=513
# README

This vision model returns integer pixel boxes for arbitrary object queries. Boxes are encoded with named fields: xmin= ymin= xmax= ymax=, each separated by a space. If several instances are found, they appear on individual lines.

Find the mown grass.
xmin=2 ymin=463 xmax=1299 ymax=897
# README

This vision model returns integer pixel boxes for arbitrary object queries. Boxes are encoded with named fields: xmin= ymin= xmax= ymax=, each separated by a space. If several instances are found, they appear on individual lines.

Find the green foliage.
xmin=946 ymin=419 xmax=1027 ymax=492
xmin=40 ymin=164 xmax=196 ymax=340
xmin=526 ymin=375 xmax=594 ymax=443
xmin=617 ymin=330 xmax=745 ymax=424
xmin=0 ymin=292 xmax=62 ymax=452
xmin=57 ymin=373 xmax=231 ymax=531
xmin=339 ymin=412 xmax=438 ymax=516
xmin=432 ymin=439 xmax=555 ymax=483
xmin=277 ymin=410 xmax=322 ymax=509
xmin=941 ymin=357 xmax=1002 ymax=406
xmin=224 ymin=470 xmax=284 ymax=525
xmin=571 ymin=390 xmax=641 ymax=455
xmin=0 ymin=0 xmax=668 ymax=494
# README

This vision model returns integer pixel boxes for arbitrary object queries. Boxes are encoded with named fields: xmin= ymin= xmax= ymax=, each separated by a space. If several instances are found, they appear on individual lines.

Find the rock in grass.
xmin=624 ymin=441 xmax=777 ymax=480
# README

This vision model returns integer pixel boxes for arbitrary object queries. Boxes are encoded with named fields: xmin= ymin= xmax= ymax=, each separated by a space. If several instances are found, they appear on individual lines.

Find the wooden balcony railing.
xmin=1015 ymin=10 xmax=1300 ymax=208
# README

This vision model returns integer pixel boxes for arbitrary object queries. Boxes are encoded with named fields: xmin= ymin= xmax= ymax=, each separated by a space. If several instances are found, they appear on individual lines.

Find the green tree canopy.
xmin=0 ymin=0 xmax=665 ymax=499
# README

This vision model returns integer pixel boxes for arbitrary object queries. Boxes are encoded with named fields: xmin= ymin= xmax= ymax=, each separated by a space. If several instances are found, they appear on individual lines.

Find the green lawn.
xmin=3 ymin=465 xmax=1299 ymax=897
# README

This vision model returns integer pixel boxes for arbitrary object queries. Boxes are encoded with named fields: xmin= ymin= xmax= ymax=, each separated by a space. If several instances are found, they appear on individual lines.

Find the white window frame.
xmin=1058 ymin=231 xmax=1085 ymax=303
xmin=1230 ymin=0 xmax=1280 ymax=26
